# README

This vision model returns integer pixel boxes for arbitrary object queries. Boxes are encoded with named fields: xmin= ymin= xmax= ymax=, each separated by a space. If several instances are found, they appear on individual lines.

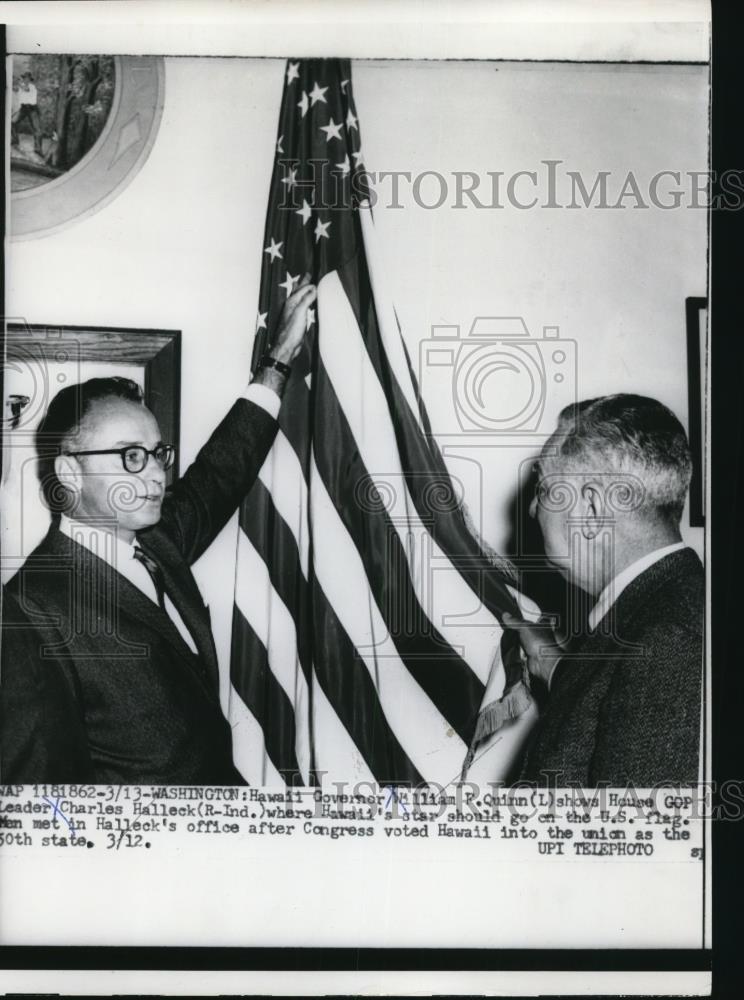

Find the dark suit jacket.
xmin=2 ymin=397 xmax=278 ymax=785
xmin=520 ymin=548 xmax=703 ymax=787
xmin=1 ymin=588 xmax=94 ymax=782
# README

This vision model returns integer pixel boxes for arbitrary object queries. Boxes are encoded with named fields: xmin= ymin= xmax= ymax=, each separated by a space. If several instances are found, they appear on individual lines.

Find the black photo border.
xmin=686 ymin=295 xmax=707 ymax=528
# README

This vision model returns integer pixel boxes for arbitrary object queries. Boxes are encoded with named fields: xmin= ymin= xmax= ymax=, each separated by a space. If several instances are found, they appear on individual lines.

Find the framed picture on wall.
xmin=686 ymin=296 xmax=707 ymax=528
xmin=9 ymin=54 xmax=165 ymax=240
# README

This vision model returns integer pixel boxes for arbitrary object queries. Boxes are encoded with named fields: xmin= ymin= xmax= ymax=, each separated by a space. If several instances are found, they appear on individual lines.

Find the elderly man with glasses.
xmin=503 ymin=393 xmax=703 ymax=788
xmin=2 ymin=278 xmax=316 ymax=785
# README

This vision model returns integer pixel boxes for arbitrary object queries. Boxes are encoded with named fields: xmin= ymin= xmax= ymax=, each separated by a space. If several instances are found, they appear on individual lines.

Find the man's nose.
xmin=528 ymin=495 xmax=538 ymax=519
xmin=144 ymin=454 xmax=166 ymax=482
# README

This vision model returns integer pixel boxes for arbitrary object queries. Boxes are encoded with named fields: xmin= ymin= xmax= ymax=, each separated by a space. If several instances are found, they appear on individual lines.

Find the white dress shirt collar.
xmin=588 ymin=541 xmax=687 ymax=631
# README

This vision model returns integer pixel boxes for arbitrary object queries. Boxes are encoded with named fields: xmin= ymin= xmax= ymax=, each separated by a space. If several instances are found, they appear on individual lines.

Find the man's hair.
xmin=549 ymin=393 xmax=693 ymax=525
xmin=36 ymin=376 xmax=144 ymax=513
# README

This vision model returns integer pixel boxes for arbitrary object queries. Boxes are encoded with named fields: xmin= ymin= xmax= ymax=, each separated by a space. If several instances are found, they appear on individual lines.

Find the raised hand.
xmin=271 ymin=273 xmax=317 ymax=365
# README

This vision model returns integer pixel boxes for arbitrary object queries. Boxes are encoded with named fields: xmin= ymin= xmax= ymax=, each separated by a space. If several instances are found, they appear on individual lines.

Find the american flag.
xmin=228 ymin=58 xmax=537 ymax=787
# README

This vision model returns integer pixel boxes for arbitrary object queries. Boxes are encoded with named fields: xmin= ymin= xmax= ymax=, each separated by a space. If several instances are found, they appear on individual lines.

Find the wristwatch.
xmin=258 ymin=354 xmax=292 ymax=377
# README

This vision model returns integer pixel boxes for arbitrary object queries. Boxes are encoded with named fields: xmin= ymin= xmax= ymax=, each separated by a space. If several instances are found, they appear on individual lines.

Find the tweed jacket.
xmin=520 ymin=547 xmax=703 ymax=787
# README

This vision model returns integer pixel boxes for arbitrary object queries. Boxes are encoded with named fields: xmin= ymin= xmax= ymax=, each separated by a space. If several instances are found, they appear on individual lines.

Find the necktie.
xmin=132 ymin=546 xmax=201 ymax=663
xmin=132 ymin=546 xmax=166 ymax=610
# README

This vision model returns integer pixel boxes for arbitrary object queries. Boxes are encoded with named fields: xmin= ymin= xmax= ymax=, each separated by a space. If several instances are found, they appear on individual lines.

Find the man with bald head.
xmin=505 ymin=393 xmax=703 ymax=787
xmin=2 ymin=278 xmax=316 ymax=784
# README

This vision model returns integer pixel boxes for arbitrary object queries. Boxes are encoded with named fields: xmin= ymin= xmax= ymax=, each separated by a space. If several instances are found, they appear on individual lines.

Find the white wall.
xmin=354 ymin=60 xmax=708 ymax=555
xmin=6 ymin=57 xmax=709 ymax=697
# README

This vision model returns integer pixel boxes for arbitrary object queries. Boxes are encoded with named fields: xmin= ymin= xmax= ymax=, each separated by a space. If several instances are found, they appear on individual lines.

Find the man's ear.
xmin=54 ymin=454 xmax=82 ymax=497
xmin=580 ymin=481 xmax=603 ymax=539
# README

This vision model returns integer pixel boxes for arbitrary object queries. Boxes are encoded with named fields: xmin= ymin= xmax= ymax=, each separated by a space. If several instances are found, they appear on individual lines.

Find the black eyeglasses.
xmin=65 ymin=444 xmax=176 ymax=474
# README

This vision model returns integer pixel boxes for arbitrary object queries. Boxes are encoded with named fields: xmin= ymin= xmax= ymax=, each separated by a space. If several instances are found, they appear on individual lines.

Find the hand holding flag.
xmin=502 ymin=612 xmax=563 ymax=687
xmin=271 ymin=274 xmax=317 ymax=365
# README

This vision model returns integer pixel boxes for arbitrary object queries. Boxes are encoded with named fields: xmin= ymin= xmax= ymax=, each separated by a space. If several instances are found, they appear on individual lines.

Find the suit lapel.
xmin=115 ymin=566 xmax=206 ymax=674
xmin=43 ymin=525 xmax=216 ymax=693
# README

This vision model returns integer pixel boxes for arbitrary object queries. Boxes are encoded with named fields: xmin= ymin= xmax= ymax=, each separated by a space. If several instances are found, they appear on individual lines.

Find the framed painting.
xmin=10 ymin=54 xmax=165 ymax=240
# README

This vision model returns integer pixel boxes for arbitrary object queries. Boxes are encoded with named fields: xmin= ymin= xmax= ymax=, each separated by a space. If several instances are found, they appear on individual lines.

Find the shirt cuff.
xmin=240 ymin=382 xmax=281 ymax=420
